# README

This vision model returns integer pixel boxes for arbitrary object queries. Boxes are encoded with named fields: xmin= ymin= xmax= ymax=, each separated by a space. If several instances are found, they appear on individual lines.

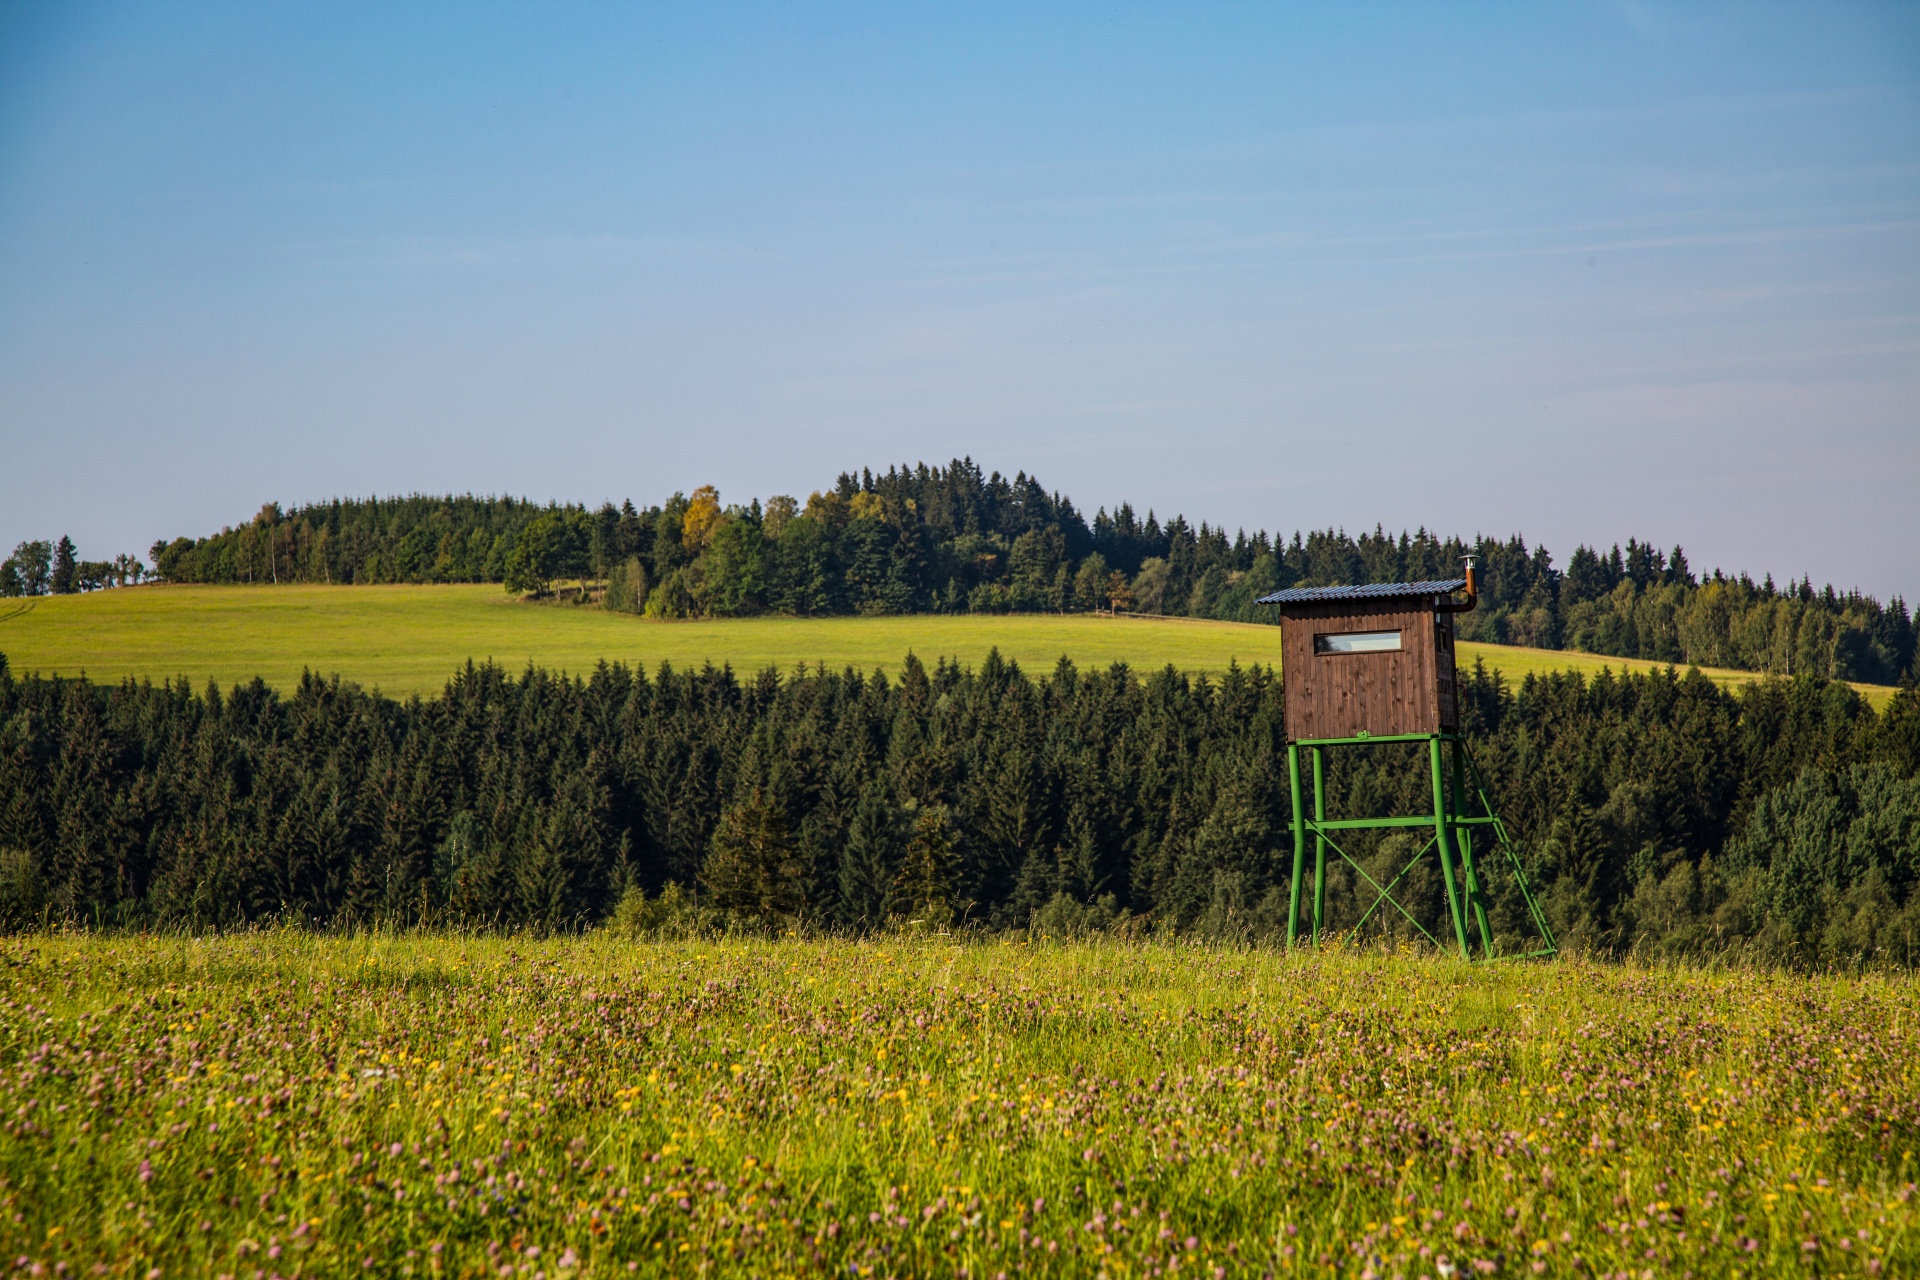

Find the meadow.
xmin=0 ymin=932 xmax=1913 ymax=1278
xmin=1 ymin=583 xmax=1891 ymax=704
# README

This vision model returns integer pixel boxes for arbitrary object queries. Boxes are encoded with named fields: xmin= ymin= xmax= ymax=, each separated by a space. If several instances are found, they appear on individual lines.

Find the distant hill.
xmin=16 ymin=458 xmax=1913 ymax=683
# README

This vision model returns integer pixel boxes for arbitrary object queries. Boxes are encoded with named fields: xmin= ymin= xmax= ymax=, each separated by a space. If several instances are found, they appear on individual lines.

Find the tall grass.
xmin=1 ymin=932 xmax=1913 ymax=1276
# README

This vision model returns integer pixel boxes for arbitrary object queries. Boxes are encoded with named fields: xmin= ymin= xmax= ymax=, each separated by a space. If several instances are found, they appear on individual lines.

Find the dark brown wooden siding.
xmin=1281 ymin=598 xmax=1452 ymax=739
xmin=1434 ymin=611 xmax=1459 ymax=733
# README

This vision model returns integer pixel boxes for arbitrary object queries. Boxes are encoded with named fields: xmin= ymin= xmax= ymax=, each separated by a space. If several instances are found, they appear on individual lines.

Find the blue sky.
xmin=2 ymin=2 xmax=1916 ymax=599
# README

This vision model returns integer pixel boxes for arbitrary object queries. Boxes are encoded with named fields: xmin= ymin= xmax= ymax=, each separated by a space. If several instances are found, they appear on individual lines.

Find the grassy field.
xmin=1 ymin=583 xmax=1890 ymax=704
xmin=0 ymin=933 xmax=1912 ymax=1278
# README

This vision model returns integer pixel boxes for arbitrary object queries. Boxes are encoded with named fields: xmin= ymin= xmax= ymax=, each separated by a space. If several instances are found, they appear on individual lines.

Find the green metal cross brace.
xmin=1311 ymin=824 xmax=1443 ymax=949
xmin=1347 ymin=832 xmax=1440 ymax=943
xmin=1460 ymin=742 xmax=1559 ymax=956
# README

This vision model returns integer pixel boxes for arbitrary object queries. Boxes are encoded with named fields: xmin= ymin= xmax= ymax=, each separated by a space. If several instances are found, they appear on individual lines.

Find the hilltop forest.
xmin=13 ymin=459 xmax=1915 ymax=683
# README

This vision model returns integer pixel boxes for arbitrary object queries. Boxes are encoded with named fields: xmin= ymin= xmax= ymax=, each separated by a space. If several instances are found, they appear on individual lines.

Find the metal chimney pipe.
xmin=1440 ymin=555 xmax=1479 ymax=613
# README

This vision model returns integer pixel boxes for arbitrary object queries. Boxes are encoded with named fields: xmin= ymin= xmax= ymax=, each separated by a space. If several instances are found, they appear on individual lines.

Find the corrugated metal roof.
xmin=1255 ymin=578 xmax=1467 ymax=605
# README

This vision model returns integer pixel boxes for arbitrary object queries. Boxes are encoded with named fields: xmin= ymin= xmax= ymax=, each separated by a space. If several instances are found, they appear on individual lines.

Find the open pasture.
xmin=0 ymin=933 xmax=1914 ymax=1278
xmin=2 ymin=583 xmax=1884 ymax=703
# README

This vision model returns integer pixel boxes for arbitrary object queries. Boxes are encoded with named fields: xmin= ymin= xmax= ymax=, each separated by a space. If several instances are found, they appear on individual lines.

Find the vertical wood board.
xmin=1281 ymin=597 xmax=1459 ymax=739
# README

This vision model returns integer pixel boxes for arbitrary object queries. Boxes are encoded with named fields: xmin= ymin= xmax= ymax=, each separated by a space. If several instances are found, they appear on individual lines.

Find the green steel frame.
xmin=1285 ymin=732 xmax=1557 ymax=960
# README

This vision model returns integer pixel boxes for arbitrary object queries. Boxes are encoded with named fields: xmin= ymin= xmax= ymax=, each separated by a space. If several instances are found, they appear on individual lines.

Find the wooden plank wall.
xmin=1281 ymin=599 xmax=1449 ymax=739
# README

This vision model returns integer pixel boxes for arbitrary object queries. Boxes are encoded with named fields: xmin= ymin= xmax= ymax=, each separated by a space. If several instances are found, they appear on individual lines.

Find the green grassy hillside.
xmin=0 ymin=583 xmax=1894 ymax=703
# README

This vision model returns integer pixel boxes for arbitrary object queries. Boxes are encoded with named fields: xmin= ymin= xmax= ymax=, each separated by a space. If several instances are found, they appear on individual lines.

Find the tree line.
xmin=2 ymin=649 xmax=1915 ymax=965
xmin=73 ymin=458 xmax=1920 ymax=682
xmin=1 ymin=537 xmax=147 ymax=597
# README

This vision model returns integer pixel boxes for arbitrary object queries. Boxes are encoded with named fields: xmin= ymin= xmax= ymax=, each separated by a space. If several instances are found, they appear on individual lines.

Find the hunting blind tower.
xmin=1258 ymin=561 xmax=1556 ymax=960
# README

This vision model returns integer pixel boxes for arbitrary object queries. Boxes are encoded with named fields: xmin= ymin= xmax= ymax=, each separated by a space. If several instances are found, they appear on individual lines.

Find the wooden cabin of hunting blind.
xmin=1257 ymin=568 xmax=1479 ymax=742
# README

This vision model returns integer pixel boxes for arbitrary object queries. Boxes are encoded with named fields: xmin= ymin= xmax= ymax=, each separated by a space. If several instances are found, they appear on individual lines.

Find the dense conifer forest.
xmin=2 ymin=651 xmax=1916 ymax=963
xmin=92 ymin=460 xmax=1916 ymax=683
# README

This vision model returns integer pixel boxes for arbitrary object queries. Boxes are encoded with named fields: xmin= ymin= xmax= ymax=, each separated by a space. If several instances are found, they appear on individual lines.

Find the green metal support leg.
xmin=1311 ymin=746 xmax=1327 ymax=948
xmin=1429 ymin=736 xmax=1473 ymax=959
xmin=1287 ymin=743 xmax=1305 ymax=948
xmin=1450 ymin=737 xmax=1494 ymax=958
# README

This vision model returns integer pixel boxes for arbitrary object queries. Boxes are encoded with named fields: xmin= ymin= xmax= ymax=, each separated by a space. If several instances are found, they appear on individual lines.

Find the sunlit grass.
xmin=1 ymin=583 xmax=1890 ymax=705
xmin=2 ymin=932 xmax=1914 ymax=1276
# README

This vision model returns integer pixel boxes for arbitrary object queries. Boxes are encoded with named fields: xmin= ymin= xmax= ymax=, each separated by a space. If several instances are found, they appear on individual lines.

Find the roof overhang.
xmin=1255 ymin=578 xmax=1467 ymax=606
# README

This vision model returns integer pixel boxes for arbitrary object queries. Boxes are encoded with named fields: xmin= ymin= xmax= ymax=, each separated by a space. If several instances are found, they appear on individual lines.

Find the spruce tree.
xmin=891 ymin=803 xmax=957 ymax=926
xmin=838 ymin=780 xmax=902 ymax=927
xmin=48 ymin=537 xmax=77 ymax=594
xmin=701 ymin=790 xmax=805 ymax=925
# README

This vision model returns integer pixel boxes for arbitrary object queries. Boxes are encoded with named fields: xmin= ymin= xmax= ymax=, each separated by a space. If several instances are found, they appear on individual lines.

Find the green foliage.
xmin=2 ymin=541 xmax=148 ymax=598
xmin=1130 ymin=557 xmax=1170 ymax=614
xmin=609 ymin=880 xmax=717 ymax=939
xmin=0 ymin=643 xmax=1914 ymax=964
xmin=602 ymin=555 xmax=648 ymax=614
xmin=1071 ymin=551 xmax=1109 ymax=611
xmin=1028 ymin=889 xmax=1132 ymax=938
xmin=0 ymin=541 xmax=51 ymax=597
xmin=146 ymin=466 xmax=1918 ymax=680
xmin=643 ymin=568 xmax=698 ymax=618
xmin=701 ymin=791 xmax=807 ymax=927
xmin=48 ymin=537 xmax=76 ymax=595
xmin=702 ymin=517 xmax=765 ymax=616
xmin=0 ymin=847 xmax=46 ymax=928
xmin=152 ymin=494 xmax=549 ymax=586
xmin=1714 ymin=763 xmax=1920 ymax=965
xmin=502 ymin=508 xmax=594 ymax=597
xmin=890 ymin=802 xmax=957 ymax=927
xmin=837 ymin=780 xmax=903 ymax=928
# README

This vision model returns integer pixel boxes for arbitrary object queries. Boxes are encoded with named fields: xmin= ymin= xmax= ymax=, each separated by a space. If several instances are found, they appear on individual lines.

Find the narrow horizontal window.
xmin=1314 ymin=630 xmax=1402 ymax=655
